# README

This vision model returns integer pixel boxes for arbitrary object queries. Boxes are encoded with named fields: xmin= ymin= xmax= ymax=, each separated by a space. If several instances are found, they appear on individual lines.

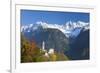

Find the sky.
xmin=21 ymin=9 xmax=90 ymax=25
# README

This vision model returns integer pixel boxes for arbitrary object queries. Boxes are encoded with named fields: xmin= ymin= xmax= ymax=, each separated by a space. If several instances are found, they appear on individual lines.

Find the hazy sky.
xmin=21 ymin=9 xmax=90 ymax=25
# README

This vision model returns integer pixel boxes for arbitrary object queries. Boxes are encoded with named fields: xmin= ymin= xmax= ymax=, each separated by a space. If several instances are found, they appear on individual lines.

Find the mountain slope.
xmin=23 ymin=28 xmax=70 ymax=53
xmin=67 ymin=29 xmax=90 ymax=60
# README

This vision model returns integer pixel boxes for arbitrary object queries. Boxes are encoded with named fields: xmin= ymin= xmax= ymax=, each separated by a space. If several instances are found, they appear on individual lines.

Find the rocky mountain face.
xmin=23 ymin=28 xmax=69 ymax=53
xmin=67 ymin=29 xmax=90 ymax=60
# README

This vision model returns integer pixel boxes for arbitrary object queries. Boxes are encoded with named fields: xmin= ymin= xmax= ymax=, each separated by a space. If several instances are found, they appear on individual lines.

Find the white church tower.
xmin=42 ymin=41 xmax=46 ymax=52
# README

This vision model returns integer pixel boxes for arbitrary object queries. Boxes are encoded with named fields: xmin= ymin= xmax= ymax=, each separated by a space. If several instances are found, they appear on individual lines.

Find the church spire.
xmin=42 ymin=41 xmax=45 ymax=50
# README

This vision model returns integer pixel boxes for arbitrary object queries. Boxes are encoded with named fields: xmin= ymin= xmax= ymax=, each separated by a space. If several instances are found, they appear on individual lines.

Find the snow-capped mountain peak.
xmin=21 ymin=21 xmax=89 ymax=38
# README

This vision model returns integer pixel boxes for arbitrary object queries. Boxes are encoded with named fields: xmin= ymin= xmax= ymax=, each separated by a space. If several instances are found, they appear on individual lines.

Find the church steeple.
xmin=42 ymin=41 xmax=45 ymax=50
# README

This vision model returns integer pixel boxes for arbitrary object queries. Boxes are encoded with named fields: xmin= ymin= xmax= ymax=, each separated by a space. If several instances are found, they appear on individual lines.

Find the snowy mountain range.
xmin=21 ymin=21 xmax=89 ymax=38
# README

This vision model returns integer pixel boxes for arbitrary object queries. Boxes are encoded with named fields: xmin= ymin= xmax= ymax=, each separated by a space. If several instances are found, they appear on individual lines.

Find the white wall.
xmin=0 ymin=0 xmax=100 ymax=73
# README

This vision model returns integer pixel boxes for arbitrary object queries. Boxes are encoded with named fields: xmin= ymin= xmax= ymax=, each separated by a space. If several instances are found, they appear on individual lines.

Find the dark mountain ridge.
xmin=67 ymin=29 xmax=90 ymax=60
xmin=23 ymin=28 xmax=70 ymax=53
